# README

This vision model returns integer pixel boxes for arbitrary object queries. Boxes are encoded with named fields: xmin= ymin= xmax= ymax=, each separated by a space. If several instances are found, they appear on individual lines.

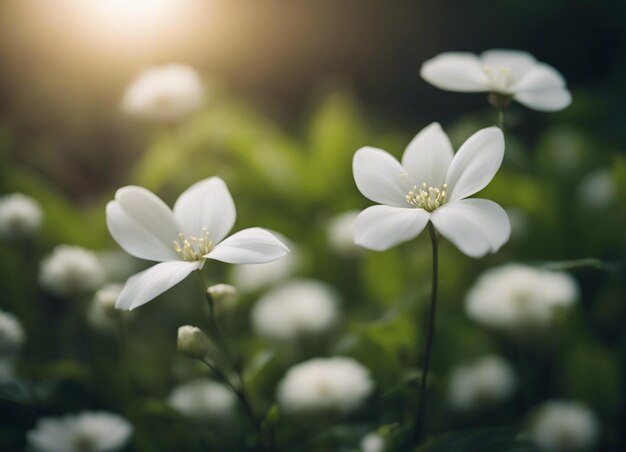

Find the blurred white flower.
xmin=121 ymin=63 xmax=205 ymax=123
xmin=0 ymin=193 xmax=42 ymax=240
xmin=88 ymin=284 xmax=127 ymax=331
xmin=447 ymin=355 xmax=516 ymax=411
xmin=360 ymin=432 xmax=385 ymax=452
xmin=326 ymin=210 xmax=361 ymax=256
xmin=96 ymin=251 xmax=141 ymax=283
xmin=231 ymin=239 xmax=299 ymax=293
xmin=277 ymin=357 xmax=374 ymax=414
xmin=465 ymin=264 xmax=578 ymax=332
xmin=39 ymin=245 xmax=104 ymax=297
xmin=0 ymin=310 xmax=24 ymax=356
xmin=167 ymin=379 xmax=236 ymax=421
xmin=106 ymin=177 xmax=289 ymax=310
xmin=353 ymin=123 xmax=510 ymax=257
xmin=530 ymin=401 xmax=599 ymax=452
xmin=420 ymin=50 xmax=571 ymax=111
xmin=578 ymin=168 xmax=615 ymax=210
xmin=251 ymin=280 xmax=339 ymax=342
xmin=27 ymin=411 xmax=132 ymax=452
xmin=206 ymin=283 xmax=239 ymax=315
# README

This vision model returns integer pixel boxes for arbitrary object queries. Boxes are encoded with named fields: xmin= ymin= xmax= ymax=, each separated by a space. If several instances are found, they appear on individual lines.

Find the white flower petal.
xmin=514 ymin=87 xmax=572 ymax=111
xmin=355 ymin=205 xmax=430 ymax=251
xmin=401 ymin=122 xmax=454 ymax=188
xmin=431 ymin=199 xmax=510 ymax=258
xmin=444 ymin=127 xmax=504 ymax=202
xmin=206 ymin=228 xmax=290 ymax=264
xmin=420 ymin=52 xmax=487 ymax=92
xmin=353 ymin=147 xmax=410 ymax=207
xmin=116 ymin=260 xmax=202 ymax=310
xmin=480 ymin=49 xmax=537 ymax=80
xmin=512 ymin=63 xmax=566 ymax=91
xmin=173 ymin=177 xmax=236 ymax=245
xmin=106 ymin=186 xmax=181 ymax=262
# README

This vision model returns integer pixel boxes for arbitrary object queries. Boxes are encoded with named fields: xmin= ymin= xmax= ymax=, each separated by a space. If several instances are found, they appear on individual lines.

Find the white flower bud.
xmin=39 ymin=245 xmax=104 ymax=297
xmin=207 ymin=284 xmax=238 ymax=314
xmin=177 ymin=326 xmax=210 ymax=360
xmin=88 ymin=284 xmax=127 ymax=331
xmin=0 ymin=193 xmax=42 ymax=240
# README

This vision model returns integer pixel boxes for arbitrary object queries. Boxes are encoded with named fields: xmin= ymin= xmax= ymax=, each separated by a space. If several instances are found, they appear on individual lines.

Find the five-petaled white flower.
xmin=420 ymin=50 xmax=571 ymax=111
xmin=106 ymin=177 xmax=289 ymax=310
xmin=353 ymin=123 xmax=510 ymax=257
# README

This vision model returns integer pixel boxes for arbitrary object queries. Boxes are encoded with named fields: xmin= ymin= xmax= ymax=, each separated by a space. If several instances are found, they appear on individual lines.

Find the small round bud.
xmin=177 ymin=326 xmax=210 ymax=360
xmin=207 ymin=284 xmax=238 ymax=314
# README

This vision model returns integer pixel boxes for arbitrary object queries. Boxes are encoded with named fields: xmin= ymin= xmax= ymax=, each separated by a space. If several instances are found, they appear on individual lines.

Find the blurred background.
xmin=0 ymin=0 xmax=625 ymax=451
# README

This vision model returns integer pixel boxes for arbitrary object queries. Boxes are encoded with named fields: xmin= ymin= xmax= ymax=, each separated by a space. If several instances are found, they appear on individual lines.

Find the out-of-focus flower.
xmin=121 ymin=63 xmax=205 ymax=123
xmin=353 ymin=123 xmax=510 ymax=257
xmin=360 ymin=432 xmax=385 ymax=452
xmin=447 ymin=355 xmax=516 ymax=411
xmin=207 ymin=283 xmax=238 ymax=314
xmin=529 ymin=401 xmax=599 ymax=452
xmin=465 ymin=264 xmax=578 ymax=332
xmin=177 ymin=325 xmax=210 ymax=360
xmin=277 ymin=357 xmax=374 ymax=414
xmin=27 ymin=411 xmax=132 ymax=452
xmin=106 ymin=177 xmax=289 ymax=310
xmin=420 ymin=50 xmax=571 ymax=111
xmin=326 ymin=210 xmax=361 ymax=256
xmin=96 ymin=251 xmax=141 ymax=283
xmin=167 ymin=379 xmax=236 ymax=421
xmin=88 ymin=284 xmax=128 ymax=331
xmin=251 ymin=280 xmax=339 ymax=342
xmin=0 ymin=310 xmax=24 ymax=356
xmin=230 ymin=239 xmax=299 ymax=293
xmin=0 ymin=193 xmax=42 ymax=240
xmin=39 ymin=245 xmax=104 ymax=297
xmin=578 ymin=168 xmax=615 ymax=210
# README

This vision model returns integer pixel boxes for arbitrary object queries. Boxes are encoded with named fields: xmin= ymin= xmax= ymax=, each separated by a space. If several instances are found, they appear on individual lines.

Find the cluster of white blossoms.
xmin=27 ymin=411 xmax=132 ymax=452
xmin=0 ymin=193 xmax=42 ymax=240
xmin=529 ymin=401 xmax=599 ymax=452
xmin=447 ymin=355 xmax=516 ymax=412
xmin=167 ymin=379 xmax=237 ymax=421
xmin=39 ymin=245 xmax=105 ymax=297
xmin=106 ymin=177 xmax=289 ymax=310
xmin=277 ymin=357 xmax=373 ymax=415
xmin=465 ymin=264 xmax=579 ymax=332
xmin=360 ymin=432 xmax=385 ymax=452
xmin=420 ymin=49 xmax=571 ymax=111
xmin=353 ymin=122 xmax=510 ymax=257
xmin=326 ymin=210 xmax=361 ymax=256
xmin=251 ymin=280 xmax=339 ymax=342
xmin=121 ymin=63 xmax=205 ymax=123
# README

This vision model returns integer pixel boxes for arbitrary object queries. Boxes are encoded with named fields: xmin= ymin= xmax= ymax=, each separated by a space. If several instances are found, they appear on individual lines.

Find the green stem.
xmin=413 ymin=223 xmax=439 ymax=444
xmin=498 ymin=108 xmax=505 ymax=131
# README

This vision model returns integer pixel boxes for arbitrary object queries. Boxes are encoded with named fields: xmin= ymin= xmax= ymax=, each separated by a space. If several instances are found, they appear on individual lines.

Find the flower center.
xmin=483 ymin=65 xmax=513 ymax=93
xmin=173 ymin=228 xmax=213 ymax=261
xmin=72 ymin=433 xmax=97 ymax=452
xmin=406 ymin=183 xmax=447 ymax=212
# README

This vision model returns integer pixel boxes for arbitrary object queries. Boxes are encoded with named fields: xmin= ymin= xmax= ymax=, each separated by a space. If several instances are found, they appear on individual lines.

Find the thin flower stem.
xmin=498 ymin=108 xmax=505 ymax=130
xmin=413 ymin=222 xmax=439 ymax=445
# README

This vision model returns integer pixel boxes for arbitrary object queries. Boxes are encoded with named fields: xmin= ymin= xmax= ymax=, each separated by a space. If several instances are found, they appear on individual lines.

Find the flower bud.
xmin=207 ymin=284 xmax=238 ymax=314
xmin=177 ymin=326 xmax=210 ymax=360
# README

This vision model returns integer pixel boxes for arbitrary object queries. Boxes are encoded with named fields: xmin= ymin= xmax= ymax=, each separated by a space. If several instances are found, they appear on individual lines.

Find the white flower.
xmin=465 ymin=264 xmax=578 ymax=332
xmin=277 ymin=357 xmax=374 ymax=414
xmin=578 ymin=168 xmax=615 ymax=209
xmin=420 ymin=50 xmax=571 ymax=111
xmin=447 ymin=355 xmax=516 ymax=411
xmin=326 ymin=210 xmax=361 ymax=256
xmin=106 ymin=177 xmax=289 ymax=310
xmin=27 ymin=411 xmax=132 ymax=452
xmin=39 ymin=245 xmax=104 ymax=297
xmin=0 ymin=193 xmax=42 ymax=239
xmin=88 ymin=284 xmax=127 ymax=331
xmin=251 ymin=280 xmax=339 ymax=342
xmin=177 ymin=325 xmax=211 ymax=360
xmin=121 ymin=63 xmax=205 ymax=123
xmin=530 ymin=401 xmax=599 ymax=452
xmin=167 ymin=379 xmax=236 ymax=421
xmin=0 ymin=310 xmax=24 ymax=356
xmin=353 ymin=123 xmax=510 ymax=257
xmin=230 ymin=238 xmax=299 ymax=293
xmin=360 ymin=432 xmax=385 ymax=452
